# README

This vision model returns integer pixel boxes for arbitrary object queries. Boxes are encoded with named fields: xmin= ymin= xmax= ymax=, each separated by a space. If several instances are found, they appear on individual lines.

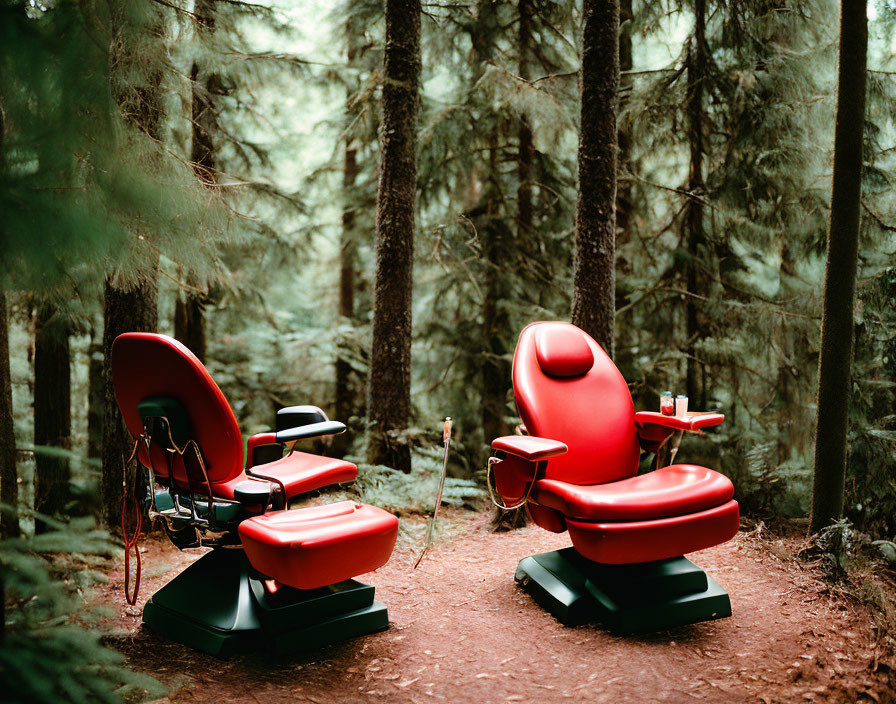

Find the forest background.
xmin=1 ymin=0 xmax=895 ymax=697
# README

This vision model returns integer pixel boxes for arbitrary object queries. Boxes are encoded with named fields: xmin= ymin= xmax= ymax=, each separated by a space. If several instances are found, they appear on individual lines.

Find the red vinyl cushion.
xmin=566 ymin=500 xmax=740 ymax=564
xmin=212 ymin=451 xmax=359 ymax=501
xmin=112 ymin=333 xmax=244 ymax=486
xmin=533 ymin=464 xmax=735 ymax=522
xmin=238 ymin=502 xmax=399 ymax=590
xmin=534 ymin=324 xmax=594 ymax=377
xmin=512 ymin=322 xmax=641 ymax=485
xmin=492 ymin=435 xmax=568 ymax=461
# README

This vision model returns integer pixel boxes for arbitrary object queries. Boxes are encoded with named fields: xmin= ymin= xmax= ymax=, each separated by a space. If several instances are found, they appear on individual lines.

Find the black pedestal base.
xmin=515 ymin=547 xmax=731 ymax=634
xmin=142 ymin=548 xmax=389 ymax=657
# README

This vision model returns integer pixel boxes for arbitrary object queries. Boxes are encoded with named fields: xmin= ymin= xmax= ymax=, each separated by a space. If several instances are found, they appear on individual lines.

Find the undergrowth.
xmin=0 ymin=513 xmax=165 ymax=704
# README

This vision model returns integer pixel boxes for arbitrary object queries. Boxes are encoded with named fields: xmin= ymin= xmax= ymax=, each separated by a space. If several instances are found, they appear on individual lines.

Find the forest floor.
xmin=98 ymin=509 xmax=896 ymax=704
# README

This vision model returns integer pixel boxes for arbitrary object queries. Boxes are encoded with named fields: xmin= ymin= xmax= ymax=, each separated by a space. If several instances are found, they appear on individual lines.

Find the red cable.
xmin=122 ymin=479 xmax=142 ymax=606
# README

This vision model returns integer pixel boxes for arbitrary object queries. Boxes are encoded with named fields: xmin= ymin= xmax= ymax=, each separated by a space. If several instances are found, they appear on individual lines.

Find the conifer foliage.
xmin=0 ymin=0 xmax=895 ymax=691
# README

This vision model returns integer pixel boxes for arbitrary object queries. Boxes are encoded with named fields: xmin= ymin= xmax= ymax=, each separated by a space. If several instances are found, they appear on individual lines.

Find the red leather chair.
xmin=112 ymin=333 xmax=398 ymax=656
xmin=488 ymin=322 xmax=739 ymax=633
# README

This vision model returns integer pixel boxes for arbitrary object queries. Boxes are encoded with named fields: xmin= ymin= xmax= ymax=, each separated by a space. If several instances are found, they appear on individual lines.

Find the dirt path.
xmin=102 ymin=512 xmax=894 ymax=703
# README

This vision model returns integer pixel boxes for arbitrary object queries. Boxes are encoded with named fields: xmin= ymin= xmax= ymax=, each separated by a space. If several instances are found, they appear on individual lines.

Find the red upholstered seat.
xmin=212 ymin=452 xmax=359 ymax=501
xmin=490 ymin=321 xmax=740 ymax=565
xmin=239 ymin=502 xmax=399 ymax=590
xmin=533 ymin=464 xmax=735 ymax=522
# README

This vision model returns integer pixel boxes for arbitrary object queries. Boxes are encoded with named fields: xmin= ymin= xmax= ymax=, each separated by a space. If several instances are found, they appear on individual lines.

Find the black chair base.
xmin=514 ymin=547 xmax=731 ymax=633
xmin=142 ymin=548 xmax=389 ymax=657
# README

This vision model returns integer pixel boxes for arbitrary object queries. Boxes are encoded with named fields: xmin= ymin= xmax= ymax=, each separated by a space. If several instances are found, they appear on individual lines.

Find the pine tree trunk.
xmin=571 ymin=0 xmax=620 ymax=357
xmin=366 ymin=0 xmax=421 ymax=473
xmin=335 ymin=28 xmax=360 ymax=429
xmin=517 ymin=0 xmax=534 ymax=244
xmin=335 ymin=143 xmax=358 ymax=420
xmin=33 ymin=302 xmax=72 ymax=527
xmin=86 ymin=341 xmax=103 ymax=460
xmin=101 ymin=276 xmax=158 ymax=530
xmin=684 ymin=0 xmax=707 ymax=404
xmin=810 ymin=0 xmax=867 ymax=534
xmin=0 ymin=292 xmax=18 ymax=538
xmin=615 ymin=0 xmax=633 ymax=249
xmin=613 ymin=0 xmax=635 ymax=367
xmin=481 ymin=149 xmax=512 ymax=448
xmin=175 ymin=0 xmax=216 ymax=364
xmin=174 ymin=293 xmax=206 ymax=362
xmin=480 ymin=0 xmax=535 ymax=453
xmin=102 ymin=7 xmax=164 ymax=530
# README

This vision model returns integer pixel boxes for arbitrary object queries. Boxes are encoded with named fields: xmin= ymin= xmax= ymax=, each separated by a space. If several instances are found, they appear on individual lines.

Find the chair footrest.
xmin=238 ymin=501 xmax=399 ymax=590
xmin=514 ymin=547 xmax=731 ymax=633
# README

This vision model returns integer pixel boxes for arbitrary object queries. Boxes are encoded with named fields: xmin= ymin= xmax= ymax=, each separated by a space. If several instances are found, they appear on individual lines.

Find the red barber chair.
xmin=112 ymin=333 xmax=398 ymax=656
xmin=487 ymin=322 xmax=739 ymax=633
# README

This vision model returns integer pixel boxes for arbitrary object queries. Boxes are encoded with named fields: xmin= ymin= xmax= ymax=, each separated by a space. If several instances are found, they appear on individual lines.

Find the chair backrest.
xmin=512 ymin=322 xmax=640 ymax=485
xmin=111 ymin=333 xmax=244 ymax=488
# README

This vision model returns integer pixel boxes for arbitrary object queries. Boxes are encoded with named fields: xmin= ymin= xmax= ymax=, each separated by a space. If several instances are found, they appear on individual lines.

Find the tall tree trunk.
xmin=570 ymin=0 xmax=620 ymax=357
xmin=516 ymin=0 xmax=534 ymax=245
xmin=684 ymin=0 xmax=707 ymax=405
xmin=488 ymin=4 xmax=533 ymax=531
xmin=0 ymin=106 xmax=17 ymax=538
xmin=174 ymin=293 xmax=206 ymax=362
xmin=175 ymin=0 xmax=216 ymax=364
xmin=366 ymin=0 xmax=421 ymax=473
xmin=613 ymin=0 xmax=635 ymax=369
xmin=101 ymin=277 xmax=158 ymax=530
xmin=0 ymin=292 xmax=18 ymax=538
xmin=810 ymin=0 xmax=867 ymax=534
xmin=86 ymin=340 xmax=103 ymax=461
xmin=615 ymin=0 xmax=633 ymax=249
xmin=102 ymin=7 xmax=164 ymax=531
xmin=481 ymin=154 xmax=511 ymax=447
xmin=335 ymin=27 xmax=360 ymax=429
xmin=33 ymin=302 xmax=72 ymax=527
xmin=481 ymin=0 xmax=534 ymax=450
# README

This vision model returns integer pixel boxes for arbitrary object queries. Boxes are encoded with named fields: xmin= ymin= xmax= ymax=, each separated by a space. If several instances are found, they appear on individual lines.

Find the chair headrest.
xmin=534 ymin=324 xmax=595 ymax=378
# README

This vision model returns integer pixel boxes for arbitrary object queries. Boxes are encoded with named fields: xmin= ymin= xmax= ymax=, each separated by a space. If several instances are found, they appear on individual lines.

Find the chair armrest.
xmin=492 ymin=435 xmax=568 ymax=461
xmin=276 ymin=405 xmax=330 ymax=430
xmin=634 ymin=411 xmax=724 ymax=453
xmin=246 ymin=432 xmax=280 ymax=469
xmin=634 ymin=411 xmax=725 ymax=432
xmin=276 ymin=420 xmax=346 ymax=444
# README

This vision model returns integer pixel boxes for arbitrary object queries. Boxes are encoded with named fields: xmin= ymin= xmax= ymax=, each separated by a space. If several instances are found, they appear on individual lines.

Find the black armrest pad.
xmin=276 ymin=405 xmax=330 ymax=432
xmin=233 ymin=480 xmax=272 ymax=505
xmin=276 ymin=420 xmax=346 ymax=443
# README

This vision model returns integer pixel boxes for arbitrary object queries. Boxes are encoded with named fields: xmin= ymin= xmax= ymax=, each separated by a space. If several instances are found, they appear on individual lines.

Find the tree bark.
xmin=481 ymin=0 xmax=535 ymax=449
xmin=810 ymin=0 xmax=867 ymax=534
xmin=101 ymin=276 xmax=158 ymax=530
xmin=570 ymin=0 xmax=620 ymax=357
xmin=102 ymin=6 xmax=163 ymax=530
xmin=174 ymin=292 xmax=206 ymax=362
xmin=615 ymin=0 xmax=633 ymax=249
xmin=480 ymin=153 xmax=512 ymax=448
xmin=335 ymin=27 xmax=360 ymax=427
xmin=684 ymin=0 xmax=707 ymax=405
xmin=175 ymin=0 xmax=216 ymax=364
xmin=366 ymin=0 xmax=421 ymax=472
xmin=33 ymin=302 xmax=72 ymax=527
xmin=86 ymin=341 xmax=103 ymax=461
xmin=0 ymin=292 xmax=18 ymax=538
xmin=517 ymin=0 xmax=534 ymax=245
